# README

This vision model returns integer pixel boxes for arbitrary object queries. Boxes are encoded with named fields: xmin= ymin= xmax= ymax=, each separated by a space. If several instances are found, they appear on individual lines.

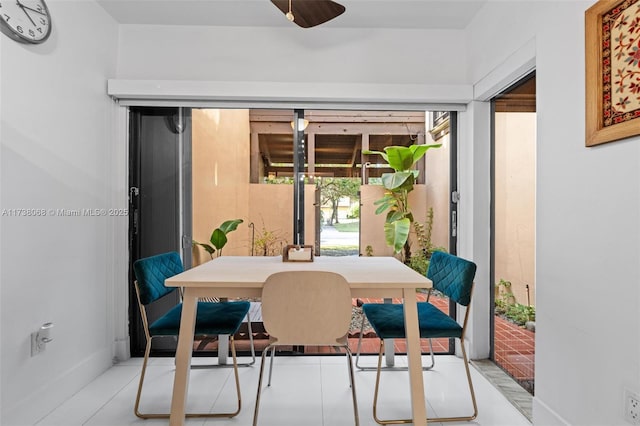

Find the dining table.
xmin=164 ymin=255 xmax=432 ymax=426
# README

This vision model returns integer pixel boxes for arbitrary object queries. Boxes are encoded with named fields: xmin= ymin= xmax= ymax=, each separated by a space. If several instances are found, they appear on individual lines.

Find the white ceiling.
xmin=96 ymin=0 xmax=487 ymax=30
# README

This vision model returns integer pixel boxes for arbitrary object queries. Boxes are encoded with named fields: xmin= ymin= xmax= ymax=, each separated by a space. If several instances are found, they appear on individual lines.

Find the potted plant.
xmin=364 ymin=143 xmax=441 ymax=260
xmin=193 ymin=218 xmax=243 ymax=259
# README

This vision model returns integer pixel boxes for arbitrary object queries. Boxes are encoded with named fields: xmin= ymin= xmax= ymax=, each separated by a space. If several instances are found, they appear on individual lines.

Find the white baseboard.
xmin=3 ymin=348 xmax=113 ymax=426
xmin=533 ymin=397 xmax=571 ymax=425
xmin=113 ymin=337 xmax=130 ymax=363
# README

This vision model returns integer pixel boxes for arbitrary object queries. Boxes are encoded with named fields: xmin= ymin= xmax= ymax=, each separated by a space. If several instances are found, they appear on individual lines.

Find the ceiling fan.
xmin=270 ymin=0 xmax=346 ymax=28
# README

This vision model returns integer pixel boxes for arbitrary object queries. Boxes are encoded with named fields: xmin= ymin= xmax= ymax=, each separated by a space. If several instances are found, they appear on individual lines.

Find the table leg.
xmin=169 ymin=289 xmax=198 ymax=426
xmin=403 ymin=288 xmax=427 ymax=426
xmin=384 ymin=338 xmax=395 ymax=367
xmin=383 ymin=298 xmax=395 ymax=367
xmin=218 ymin=335 xmax=229 ymax=364
xmin=217 ymin=297 xmax=229 ymax=364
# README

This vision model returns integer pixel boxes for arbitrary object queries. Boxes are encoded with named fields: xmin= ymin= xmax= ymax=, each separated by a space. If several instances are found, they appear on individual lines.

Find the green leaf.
xmin=218 ymin=218 xmax=243 ymax=234
xmin=362 ymin=149 xmax=389 ymax=164
xmin=409 ymin=143 xmax=442 ymax=164
xmin=210 ymin=228 xmax=228 ymax=250
xmin=366 ymin=144 xmax=442 ymax=172
xmin=193 ymin=242 xmax=216 ymax=255
xmin=381 ymin=171 xmax=414 ymax=191
xmin=375 ymin=201 xmax=393 ymax=215
xmin=373 ymin=194 xmax=395 ymax=206
xmin=386 ymin=210 xmax=408 ymax=223
xmin=384 ymin=218 xmax=411 ymax=254
xmin=384 ymin=146 xmax=414 ymax=171
xmin=373 ymin=198 xmax=387 ymax=206
xmin=373 ymin=194 xmax=397 ymax=214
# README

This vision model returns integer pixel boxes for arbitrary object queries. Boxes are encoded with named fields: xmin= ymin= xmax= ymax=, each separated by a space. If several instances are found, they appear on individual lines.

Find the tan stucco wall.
xmin=192 ymin=108 xmax=316 ymax=264
xmin=494 ymin=112 xmax=536 ymax=306
xmin=192 ymin=109 xmax=251 ymax=265
xmin=247 ymin=184 xmax=315 ymax=255
xmin=424 ymin=134 xmax=451 ymax=252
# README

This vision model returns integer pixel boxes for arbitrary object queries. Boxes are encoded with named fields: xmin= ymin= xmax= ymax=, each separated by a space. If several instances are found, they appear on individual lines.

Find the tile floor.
xmin=36 ymin=354 xmax=531 ymax=426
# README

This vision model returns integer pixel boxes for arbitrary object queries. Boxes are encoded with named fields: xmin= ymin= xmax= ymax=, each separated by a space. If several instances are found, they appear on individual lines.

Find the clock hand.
xmin=17 ymin=3 xmax=37 ymax=26
xmin=15 ymin=0 xmax=46 ymax=15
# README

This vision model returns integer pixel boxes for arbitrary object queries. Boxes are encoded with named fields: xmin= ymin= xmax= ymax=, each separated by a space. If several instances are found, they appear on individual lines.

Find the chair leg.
xmin=425 ymin=338 xmax=435 ymax=370
xmin=371 ymin=338 xmax=478 ymax=425
xmin=345 ymin=347 xmax=361 ymax=426
xmin=460 ymin=340 xmax=479 ymax=420
xmin=255 ymin=344 xmax=359 ymax=426
xmin=267 ymin=346 xmax=275 ymax=386
xmin=355 ymin=313 xmax=372 ymax=370
xmin=425 ymin=339 xmax=477 ymax=422
xmin=253 ymin=344 xmax=274 ymax=426
xmin=355 ymin=318 xmax=435 ymax=372
xmin=232 ymin=310 xmax=257 ymax=367
xmin=133 ymin=337 xmax=153 ymax=419
xmin=134 ymin=336 xmax=243 ymax=419
xmin=192 ymin=311 xmax=256 ymax=367
xmin=246 ymin=312 xmax=256 ymax=365
xmin=372 ymin=340 xmax=404 ymax=425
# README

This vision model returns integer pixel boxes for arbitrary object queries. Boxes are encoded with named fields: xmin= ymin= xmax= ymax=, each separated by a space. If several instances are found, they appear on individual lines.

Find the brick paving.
xmin=494 ymin=315 xmax=535 ymax=393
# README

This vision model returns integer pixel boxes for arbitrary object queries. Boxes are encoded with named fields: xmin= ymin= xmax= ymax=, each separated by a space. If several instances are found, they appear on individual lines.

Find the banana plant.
xmin=364 ymin=144 xmax=441 ymax=255
xmin=193 ymin=218 xmax=243 ymax=258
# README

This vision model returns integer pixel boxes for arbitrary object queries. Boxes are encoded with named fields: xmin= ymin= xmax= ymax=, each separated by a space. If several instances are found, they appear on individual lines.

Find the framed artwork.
xmin=585 ymin=0 xmax=640 ymax=147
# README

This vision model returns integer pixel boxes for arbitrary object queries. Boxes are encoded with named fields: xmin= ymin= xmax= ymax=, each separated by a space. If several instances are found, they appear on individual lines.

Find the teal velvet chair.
xmin=361 ymin=251 xmax=478 ymax=424
xmin=132 ymin=251 xmax=251 ymax=419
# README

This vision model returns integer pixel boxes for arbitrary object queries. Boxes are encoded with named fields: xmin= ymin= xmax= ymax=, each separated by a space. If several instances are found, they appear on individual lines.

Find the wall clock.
xmin=0 ymin=0 xmax=52 ymax=44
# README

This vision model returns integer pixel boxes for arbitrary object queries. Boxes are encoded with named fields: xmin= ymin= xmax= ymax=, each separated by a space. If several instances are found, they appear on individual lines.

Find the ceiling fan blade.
xmin=271 ymin=0 xmax=346 ymax=28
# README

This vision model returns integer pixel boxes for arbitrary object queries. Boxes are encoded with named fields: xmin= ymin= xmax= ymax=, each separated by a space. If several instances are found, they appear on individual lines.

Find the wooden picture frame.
xmin=585 ymin=0 xmax=640 ymax=147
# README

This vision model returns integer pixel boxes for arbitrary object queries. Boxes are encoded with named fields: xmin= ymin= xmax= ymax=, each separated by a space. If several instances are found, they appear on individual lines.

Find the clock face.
xmin=0 ymin=0 xmax=51 ymax=44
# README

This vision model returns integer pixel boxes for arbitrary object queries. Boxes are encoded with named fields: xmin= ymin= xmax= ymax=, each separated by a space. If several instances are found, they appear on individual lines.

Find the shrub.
xmin=495 ymin=278 xmax=535 ymax=327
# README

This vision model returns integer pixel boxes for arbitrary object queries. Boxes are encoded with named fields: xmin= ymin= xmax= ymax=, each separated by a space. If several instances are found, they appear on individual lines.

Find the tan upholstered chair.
xmin=252 ymin=271 xmax=359 ymax=426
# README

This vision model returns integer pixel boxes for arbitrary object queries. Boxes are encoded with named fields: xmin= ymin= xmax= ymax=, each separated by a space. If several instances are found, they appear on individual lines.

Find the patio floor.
xmin=494 ymin=315 xmax=535 ymax=393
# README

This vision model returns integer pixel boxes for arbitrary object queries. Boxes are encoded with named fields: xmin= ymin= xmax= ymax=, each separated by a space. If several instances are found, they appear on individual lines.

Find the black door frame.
xmin=128 ymin=106 xmax=192 ymax=356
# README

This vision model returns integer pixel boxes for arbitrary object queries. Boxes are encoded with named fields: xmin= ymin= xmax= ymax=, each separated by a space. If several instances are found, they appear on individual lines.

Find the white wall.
xmin=0 ymin=2 xmax=120 ymax=424
xmin=116 ymin=25 xmax=467 ymax=85
xmin=110 ymin=25 xmax=473 ymax=106
xmin=467 ymin=1 xmax=640 ymax=425
xmin=457 ymin=100 xmax=492 ymax=360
